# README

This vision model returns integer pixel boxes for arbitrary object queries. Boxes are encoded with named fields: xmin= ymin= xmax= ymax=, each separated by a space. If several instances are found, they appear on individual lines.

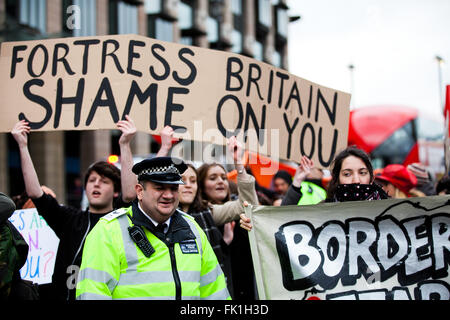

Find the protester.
xmin=325 ymin=146 xmax=388 ymax=202
xmin=76 ymin=156 xmax=230 ymax=300
xmin=436 ymin=174 xmax=450 ymax=195
xmin=178 ymin=163 xmax=230 ymax=271
xmin=0 ymin=192 xmax=38 ymax=300
xmin=272 ymin=170 xmax=292 ymax=196
xmin=375 ymin=164 xmax=420 ymax=198
xmin=11 ymin=116 xmax=137 ymax=300
xmin=196 ymin=136 xmax=259 ymax=299
xmin=240 ymin=146 xmax=389 ymax=230
xmin=407 ymin=162 xmax=436 ymax=196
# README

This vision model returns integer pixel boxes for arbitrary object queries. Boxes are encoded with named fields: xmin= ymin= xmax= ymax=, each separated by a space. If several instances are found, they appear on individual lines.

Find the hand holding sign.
xmin=117 ymin=114 xmax=136 ymax=145
xmin=11 ymin=120 xmax=31 ymax=148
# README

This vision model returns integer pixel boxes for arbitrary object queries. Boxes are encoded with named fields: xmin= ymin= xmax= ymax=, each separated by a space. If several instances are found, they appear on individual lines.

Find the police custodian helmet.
xmin=132 ymin=156 xmax=188 ymax=185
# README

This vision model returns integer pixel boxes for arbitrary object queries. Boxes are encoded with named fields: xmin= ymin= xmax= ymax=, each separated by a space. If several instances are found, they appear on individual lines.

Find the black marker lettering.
xmin=173 ymin=47 xmax=197 ymax=86
xmin=20 ymin=79 xmax=52 ymax=129
xmin=10 ymin=45 xmax=27 ymax=78
xmin=73 ymin=39 xmax=100 ymax=75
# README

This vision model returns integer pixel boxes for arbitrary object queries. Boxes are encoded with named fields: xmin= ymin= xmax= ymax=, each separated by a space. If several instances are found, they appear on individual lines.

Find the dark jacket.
xmin=32 ymin=193 xmax=129 ymax=300
xmin=281 ymin=184 xmax=303 ymax=206
xmin=185 ymin=206 xmax=233 ymax=297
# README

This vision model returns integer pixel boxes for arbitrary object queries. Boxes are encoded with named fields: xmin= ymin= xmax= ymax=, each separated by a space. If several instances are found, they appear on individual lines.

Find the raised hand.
xmin=117 ymin=115 xmax=137 ymax=145
xmin=292 ymin=155 xmax=314 ymax=188
xmin=11 ymin=120 xmax=31 ymax=148
xmin=226 ymin=136 xmax=244 ymax=166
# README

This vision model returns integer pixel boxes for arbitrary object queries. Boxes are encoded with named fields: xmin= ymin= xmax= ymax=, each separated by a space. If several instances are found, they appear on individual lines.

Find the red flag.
xmin=444 ymin=85 xmax=450 ymax=172
xmin=445 ymin=85 xmax=450 ymax=125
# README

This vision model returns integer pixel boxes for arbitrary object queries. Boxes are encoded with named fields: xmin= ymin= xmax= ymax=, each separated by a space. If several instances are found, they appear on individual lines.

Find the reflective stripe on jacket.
xmin=76 ymin=204 xmax=230 ymax=300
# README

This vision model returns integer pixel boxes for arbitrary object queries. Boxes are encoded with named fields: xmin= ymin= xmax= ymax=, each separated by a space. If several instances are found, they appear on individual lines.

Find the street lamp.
xmin=436 ymin=55 xmax=445 ymax=111
xmin=348 ymin=64 xmax=355 ymax=109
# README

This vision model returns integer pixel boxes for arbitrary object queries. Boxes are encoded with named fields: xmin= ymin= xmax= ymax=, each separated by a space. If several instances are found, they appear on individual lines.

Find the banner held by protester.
xmin=8 ymin=208 xmax=59 ymax=285
xmin=246 ymin=195 xmax=450 ymax=300
xmin=0 ymin=34 xmax=350 ymax=166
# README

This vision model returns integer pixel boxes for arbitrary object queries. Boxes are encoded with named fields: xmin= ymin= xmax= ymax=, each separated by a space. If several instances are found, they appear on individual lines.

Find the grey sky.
xmin=287 ymin=0 xmax=450 ymax=122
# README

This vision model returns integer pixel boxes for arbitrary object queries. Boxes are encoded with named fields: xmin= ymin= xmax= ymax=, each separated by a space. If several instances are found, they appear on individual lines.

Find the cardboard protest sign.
xmin=9 ymin=208 xmax=59 ymax=284
xmin=246 ymin=195 xmax=450 ymax=300
xmin=0 ymin=34 xmax=350 ymax=166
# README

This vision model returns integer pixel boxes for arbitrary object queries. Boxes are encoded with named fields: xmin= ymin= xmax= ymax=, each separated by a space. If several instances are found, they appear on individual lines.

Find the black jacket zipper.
xmin=168 ymin=242 xmax=182 ymax=300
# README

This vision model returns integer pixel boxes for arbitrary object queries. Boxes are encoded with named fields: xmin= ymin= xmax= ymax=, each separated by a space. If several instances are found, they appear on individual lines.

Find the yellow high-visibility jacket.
xmin=76 ymin=202 xmax=230 ymax=300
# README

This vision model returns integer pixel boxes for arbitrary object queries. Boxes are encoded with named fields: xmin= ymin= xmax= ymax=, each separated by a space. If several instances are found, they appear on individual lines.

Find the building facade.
xmin=0 ymin=0 xmax=290 ymax=206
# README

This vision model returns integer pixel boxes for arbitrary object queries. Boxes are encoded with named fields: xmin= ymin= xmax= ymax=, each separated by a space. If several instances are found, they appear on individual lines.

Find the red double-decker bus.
xmin=348 ymin=105 xmax=444 ymax=174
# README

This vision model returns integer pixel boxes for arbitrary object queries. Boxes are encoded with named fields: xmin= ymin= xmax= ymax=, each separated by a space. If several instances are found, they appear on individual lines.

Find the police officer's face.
xmin=85 ymin=171 xmax=118 ymax=213
xmin=136 ymin=181 xmax=179 ymax=223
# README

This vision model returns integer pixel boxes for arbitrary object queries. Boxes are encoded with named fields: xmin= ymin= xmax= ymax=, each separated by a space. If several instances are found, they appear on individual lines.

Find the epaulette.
xmin=102 ymin=208 xmax=128 ymax=222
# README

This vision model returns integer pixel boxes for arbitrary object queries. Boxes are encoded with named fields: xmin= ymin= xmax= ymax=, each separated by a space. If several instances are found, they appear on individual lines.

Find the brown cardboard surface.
xmin=0 ymin=34 xmax=350 ymax=166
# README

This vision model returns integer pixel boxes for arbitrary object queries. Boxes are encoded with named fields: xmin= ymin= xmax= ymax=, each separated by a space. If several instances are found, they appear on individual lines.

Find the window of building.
xmin=276 ymin=5 xmax=288 ymax=38
xmin=179 ymin=1 xmax=206 ymax=46
xmin=19 ymin=0 xmax=47 ymax=34
xmin=253 ymin=40 xmax=264 ymax=61
xmin=206 ymin=16 xmax=218 ymax=44
xmin=231 ymin=0 xmax=243 ymax=54
xmin=156 ymin=17 xmax=174 ymax=41
xmin=148 ymin=16 xmax=174 ymax=42
xmin=110 ymin=0 xmax=139 ymax=35
xmin=257 ymin=0 xmax=271 ymax=29
xmin=272 ymin=50 xmax=281 ymax=68
xmin=63 ymin=0 xmax=96 ymax=37
xmin=145 ymin=0 xmax=161 ymax=14
xmin=231 ymin=29 xmax=242 ymax=53
xmin=231 ymin=0 xmax=242 ymax=15
xmin=178 ymin=1 xmax=192 ymax=30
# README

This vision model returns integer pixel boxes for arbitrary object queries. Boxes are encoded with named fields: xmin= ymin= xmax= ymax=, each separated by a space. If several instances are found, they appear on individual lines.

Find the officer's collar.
xmin=137 ymin=202 xmax=171 ymax=231
xmin=131 ymin=200 xmax=195 ymax=243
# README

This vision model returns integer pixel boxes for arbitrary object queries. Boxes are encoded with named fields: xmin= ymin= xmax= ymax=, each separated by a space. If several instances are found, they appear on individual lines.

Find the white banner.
xmin=9 ymin=208 xmax=59 ymax=284
xmin=247 ymin=195 xmax=450 ymax=300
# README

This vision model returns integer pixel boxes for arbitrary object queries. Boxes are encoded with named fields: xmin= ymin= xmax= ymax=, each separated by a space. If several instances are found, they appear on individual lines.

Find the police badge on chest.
xmin=179 ymin=239 xmax=199 ymax=254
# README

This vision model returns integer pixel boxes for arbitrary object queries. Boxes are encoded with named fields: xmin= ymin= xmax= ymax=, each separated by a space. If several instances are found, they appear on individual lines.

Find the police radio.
xmin=128 ymin=225 xmax=155 ymax=258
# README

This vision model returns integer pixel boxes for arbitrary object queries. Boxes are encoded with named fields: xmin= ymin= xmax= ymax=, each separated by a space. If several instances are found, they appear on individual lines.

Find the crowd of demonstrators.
xmin=9 ymin=116 xmax=137 ymax=301
xmin=5 ymin=113 xmax=450 ymax=301
xmin=240 ymin=146 xmax=390 ymax=231
xmin=156 ymin=126 xmax=259 ymax=299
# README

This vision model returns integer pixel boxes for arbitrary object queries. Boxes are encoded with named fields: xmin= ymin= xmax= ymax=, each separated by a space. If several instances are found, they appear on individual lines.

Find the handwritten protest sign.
xmin=9 ymin=208 xmax=59 ymax=284
xmin=0 ymin=34 xmax=350 ymax=166
xmin=246 ymin=195 xmax=450 ymax=300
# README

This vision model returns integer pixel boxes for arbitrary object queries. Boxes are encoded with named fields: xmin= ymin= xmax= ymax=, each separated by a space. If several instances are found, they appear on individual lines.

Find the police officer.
xmin=76 ymin=156 xmax=230 ymax=300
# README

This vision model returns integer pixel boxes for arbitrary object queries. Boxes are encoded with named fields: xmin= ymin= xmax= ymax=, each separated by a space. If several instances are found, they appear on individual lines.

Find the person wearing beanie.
xmin=375 ymin=164 xmax=419 ymax=198
xmin=272 ymin=170 xmax=293 ymax=196
xmin=407 ymin=163 xmax=436 ymax=196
